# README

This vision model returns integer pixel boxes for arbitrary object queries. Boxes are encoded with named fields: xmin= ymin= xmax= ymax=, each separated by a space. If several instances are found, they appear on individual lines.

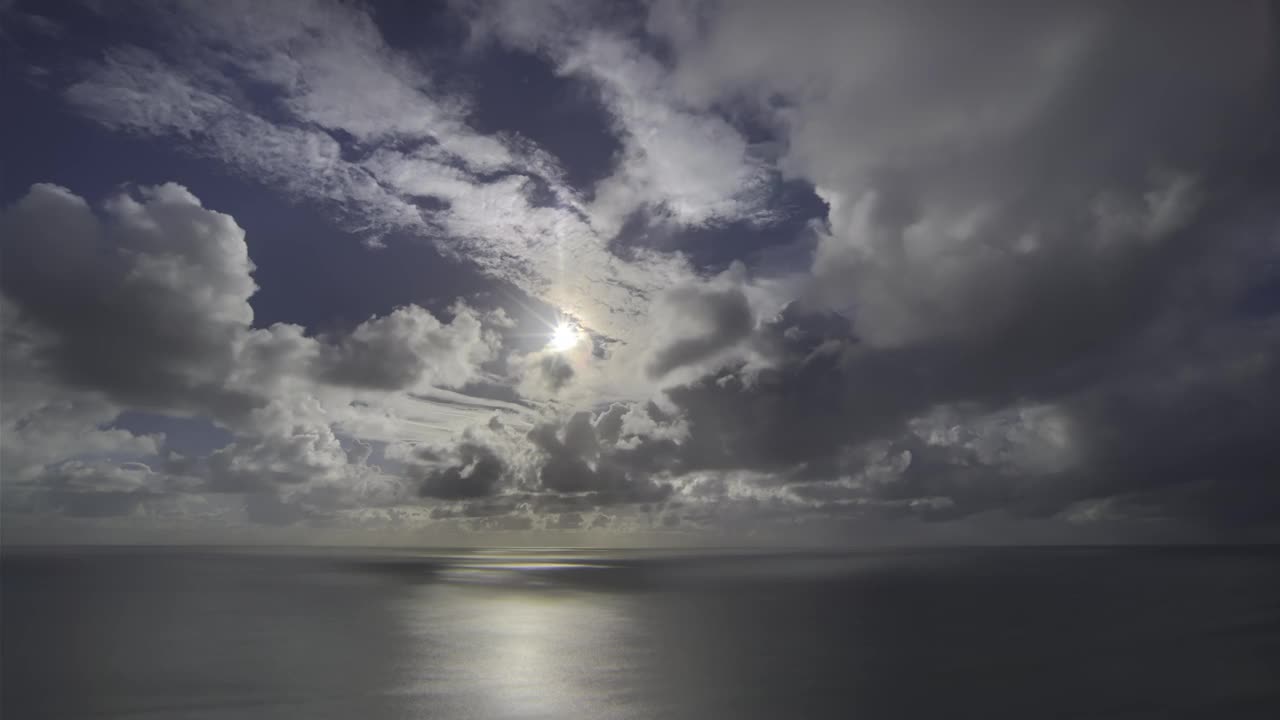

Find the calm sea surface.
xmin=3 ymin=546 xmax=1279 ymax=719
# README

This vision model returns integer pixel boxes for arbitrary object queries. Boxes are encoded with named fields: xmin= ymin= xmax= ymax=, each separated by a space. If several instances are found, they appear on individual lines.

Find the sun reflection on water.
xmin=392 ymin=561 xmax=644 ymax=719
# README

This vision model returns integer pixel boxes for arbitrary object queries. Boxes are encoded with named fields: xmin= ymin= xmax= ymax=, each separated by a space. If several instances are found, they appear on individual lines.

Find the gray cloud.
xmin=316 ymin=304 xmax=499 ymax=391
xmin=604 ymin=0 xmax=1279 ymax=530
xmin=3 ymin=0 xmax=1277 ymax=541
xmin=0 ymin=183 xmax=261 ymax=418
xmin=647 ymin=283 xmax=754 ymax=378
xmin=648 ymin=0 xmax=1274 ymax=343
xmin=639 ymin=259 xmax=1279 ymax=527
xmin=529 ymin=352 xmax=575 ymax=393
xmin=16 ymin=461 xmax=181 ymax=519
xmin=548 ymin=512 xmax=584 ymax=530
xmin=525 ymin=411 xmax=675 ymax=504
xmin=416 ymin=442 xmax=507 ymax=500
xmin=1 ymin=183 xmax=504 ymax=525
xmin=474 ymin=1 xmax=777 ymax=234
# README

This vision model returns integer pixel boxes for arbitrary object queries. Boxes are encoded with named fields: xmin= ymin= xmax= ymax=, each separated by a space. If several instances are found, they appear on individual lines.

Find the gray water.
xmin=3 ymin=546 xmax=1279 ymax=719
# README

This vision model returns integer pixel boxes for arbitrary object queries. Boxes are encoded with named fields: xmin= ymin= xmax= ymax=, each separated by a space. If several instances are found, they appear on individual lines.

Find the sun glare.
xmin=548 ymin=322 xmax=579 ymax=352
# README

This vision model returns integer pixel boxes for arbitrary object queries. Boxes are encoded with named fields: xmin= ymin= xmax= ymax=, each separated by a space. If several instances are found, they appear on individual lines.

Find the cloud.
xmin=4 ymin=1 xmax=1278 ymax=540
xmin=476 ymin=2 xmax=777 ymax=235
xmin=563 ymin=33 xmax=775 ymax=234
xmin=523 ymin=409 xmax=676 ymax=504
xmin=521 ymin=352 xmax=575 ymax=394
xmin=647 ymin=282 xmax=754 ymax=378
xmin=0 ymin=306 xmax=164 ymax=483
xmin=547 ymin=511 xmax=584 ymax=530
xmin=416 ymin=442 xmax=507 ymax=500
xmin=536 ymin=0 xmax=1276 ymax=532
xmin=7 ymin=461 xmax=181 ymax=518
xmin=648 ymin=1 xmax=1273 ymax=346
xmin=1 ymin=182 xmax=506 ymax=524
xmin=66 ymin=47 xmax=427 ymax=239
xmin=1 ymin=182 xmax=262 ymax=416
xmin=413 ymin=402 xmax=682 ymax=520
xmin=632 ymin=277 xmax=1280 ymax=528
xmin=161 ymin=0 xmax=515 ymax=169
xmin=59 ymin=1 xmax=700 ymax=346
xmin=1 ymin=182 xmax=504 ymax=429
xmin=317 ymin=304 xmax=499 ymax=391
xmin=805 ymin=171 xmax=1207 ymax=347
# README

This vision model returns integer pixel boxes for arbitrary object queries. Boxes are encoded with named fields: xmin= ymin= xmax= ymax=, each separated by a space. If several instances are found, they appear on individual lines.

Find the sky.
xmin=1 ymin=0 xmax=1278 ymax=546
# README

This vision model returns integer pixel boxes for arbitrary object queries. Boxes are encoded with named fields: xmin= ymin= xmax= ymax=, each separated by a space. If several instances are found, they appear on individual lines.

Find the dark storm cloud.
xmin=410 ymin=404 xmax=682 ymax=518
xmin=416 ymin=442 xmax=507 ymax=500
xmin=647 ymin=284 xmax=754 ymax=378
xmin=660 ymin=271 xmax=1280 ymax=527
xmin=1051 ymin=323 xmax=1280 ymax=527
xmin=591 ymin=402 xmax=629 ymax=446
xmin=0 ymin=183 xmax=262 ymax=418
xmin=526 ymin=411 xmax=674 ymax=503
xmin=632 ymin=176 xmax=1277 ymax=523
xmin=664 ymin=319 xmax=923 ymax=476
xmin=587 ymin=0 xmax=1280 ymax=531
xmin=534 ymin=352 xmax=575 ymax=392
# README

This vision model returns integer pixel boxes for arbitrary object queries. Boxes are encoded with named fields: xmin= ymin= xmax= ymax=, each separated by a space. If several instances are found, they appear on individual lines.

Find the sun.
xmin=548 ymin=321 xmax=579 ymax=352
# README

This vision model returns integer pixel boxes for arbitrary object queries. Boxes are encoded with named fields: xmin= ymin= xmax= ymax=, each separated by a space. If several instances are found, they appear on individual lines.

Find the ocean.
xmin=3 ymin=546 xmax=1278 ymax=719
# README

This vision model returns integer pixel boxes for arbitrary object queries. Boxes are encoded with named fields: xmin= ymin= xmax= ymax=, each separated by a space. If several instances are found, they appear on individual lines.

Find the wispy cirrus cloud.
xmin=62 ymin=0 xmax=702 ymax=349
